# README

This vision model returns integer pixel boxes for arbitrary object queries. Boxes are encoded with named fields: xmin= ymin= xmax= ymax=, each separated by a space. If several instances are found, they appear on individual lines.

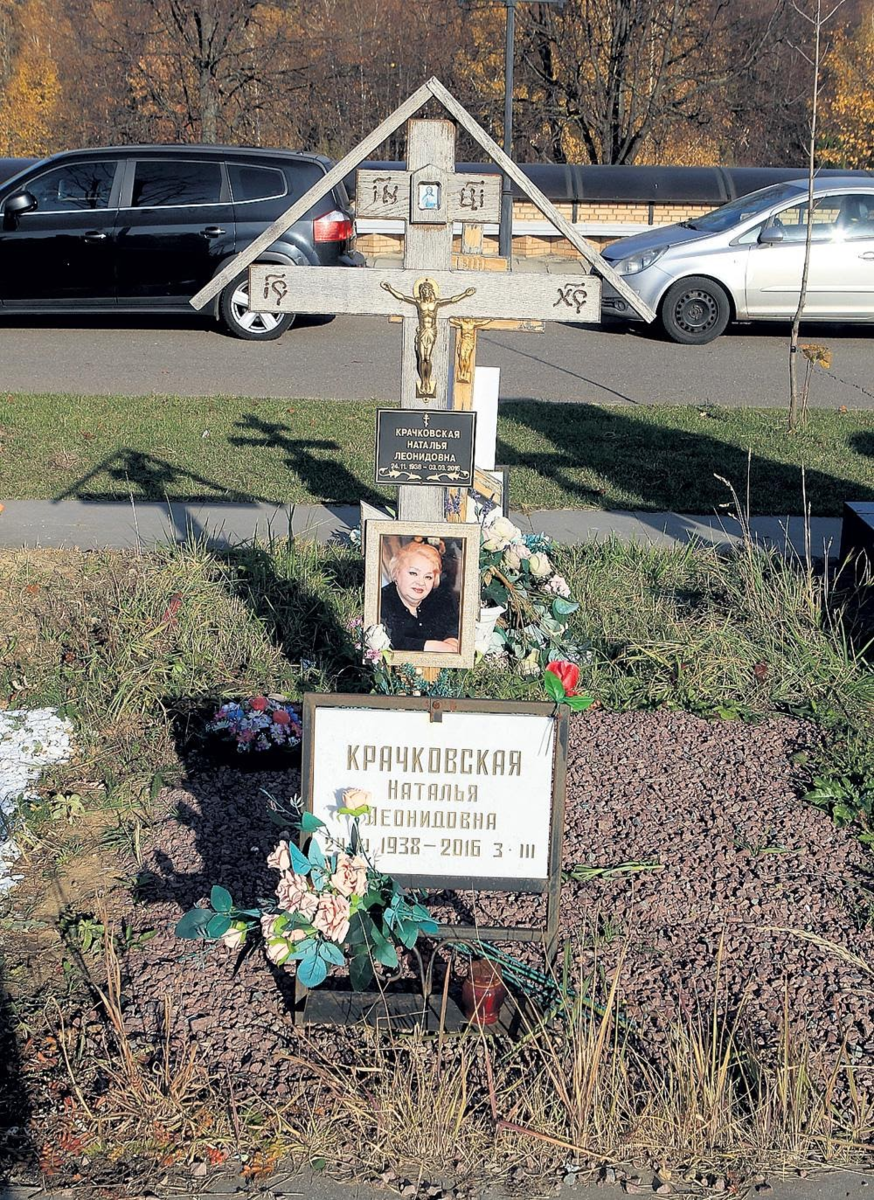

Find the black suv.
xmin=0 ymin=145 xmax=362 ymax=340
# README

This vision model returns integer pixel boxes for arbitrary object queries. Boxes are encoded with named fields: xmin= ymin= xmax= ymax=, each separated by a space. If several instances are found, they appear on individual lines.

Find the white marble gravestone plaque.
xmin=307 ymin=702 xmax=557 ymax=883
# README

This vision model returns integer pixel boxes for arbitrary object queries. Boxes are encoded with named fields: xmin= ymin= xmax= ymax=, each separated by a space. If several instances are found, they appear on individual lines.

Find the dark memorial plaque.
xmin=375 ymin=408 xmax=476 ymax=487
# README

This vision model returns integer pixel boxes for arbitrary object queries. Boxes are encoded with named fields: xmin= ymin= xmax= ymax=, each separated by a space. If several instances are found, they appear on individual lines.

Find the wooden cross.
xmin=190 ymin=78 xmax=655 ymax=524
xmin=249 ymin=161 xmax=599 ymax=523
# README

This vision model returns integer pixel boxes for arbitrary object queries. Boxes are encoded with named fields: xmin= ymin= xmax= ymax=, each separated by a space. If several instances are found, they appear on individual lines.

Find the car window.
xmin=228 ymin=164 xmax=287 ymax=202
xmin=23 ymin=161 xmax=116 ymax=212
xmin=131 ymin=160 xmax=223 ymax=208
xmin=685 ymin=184 xmax=805 ymax=233
xmin=771 ymin=196 xmax=843 ymax=242
xmin=835 ymin=193 xmax=874 ymax=239
xmin=735 ymin=221 xmax=765 ymax=245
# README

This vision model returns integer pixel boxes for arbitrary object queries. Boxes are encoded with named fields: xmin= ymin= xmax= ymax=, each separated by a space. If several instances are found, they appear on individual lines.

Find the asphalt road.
xmin=1 ymin=310 xmax=872 ymax=407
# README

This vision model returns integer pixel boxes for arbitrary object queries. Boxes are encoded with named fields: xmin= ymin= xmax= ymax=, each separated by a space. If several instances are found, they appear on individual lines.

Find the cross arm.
xmin=249 ymin=265 xmax=601 ymax=324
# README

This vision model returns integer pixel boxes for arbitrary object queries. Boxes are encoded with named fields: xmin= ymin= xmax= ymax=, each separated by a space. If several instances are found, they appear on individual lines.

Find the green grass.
xmin=3 ymin=393 xmax=873 ymax=514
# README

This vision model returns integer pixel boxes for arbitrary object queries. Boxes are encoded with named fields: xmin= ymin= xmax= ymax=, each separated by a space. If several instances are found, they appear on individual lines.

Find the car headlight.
xmin=613 ymin=246 xmax=667 ymax=276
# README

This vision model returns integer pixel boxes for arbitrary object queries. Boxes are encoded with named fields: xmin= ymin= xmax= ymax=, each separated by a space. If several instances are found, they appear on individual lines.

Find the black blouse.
xmin=380 ymin=582 xmax=459 ymax=652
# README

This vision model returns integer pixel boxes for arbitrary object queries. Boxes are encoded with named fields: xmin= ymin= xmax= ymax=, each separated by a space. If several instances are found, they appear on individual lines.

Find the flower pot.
xmin=460 ymin=958 xmax=507 ymax=1026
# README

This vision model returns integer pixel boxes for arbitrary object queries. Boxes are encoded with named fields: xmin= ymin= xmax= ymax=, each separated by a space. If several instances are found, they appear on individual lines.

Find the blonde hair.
xmin=389 ymin=540 xmax=442 ymax=588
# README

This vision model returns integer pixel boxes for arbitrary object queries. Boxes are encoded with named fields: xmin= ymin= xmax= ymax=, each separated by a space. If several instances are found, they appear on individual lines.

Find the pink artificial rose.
xmin=266 ymin=841 xmax=292 ymax=872
xmin=313 ymin=893 xmax=351 ymax=944
xmin=260 ymin=913 xmax=280 ymax=939
xmin=330 ymin=853 xmax=369 ymax=898
xmin=249 ymin=695 xmax=268 ymax=711
xmin=276 ymin=872 xmax=319 ymax=920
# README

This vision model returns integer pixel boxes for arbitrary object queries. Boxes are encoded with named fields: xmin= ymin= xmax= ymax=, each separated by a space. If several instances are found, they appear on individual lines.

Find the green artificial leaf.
xmin=319 ymin=940 xmax=346 ymax=967
xmin=210 ymin=885 xmax=232 ymax=913
xmin=300 ymin=811 xmax=325 ymax=833
xmin=237 ymin=908 xmax=262 ymax=918
xmin=543 ymin=671 xmax=566 ymax=703
xmin=566 ymin=694 xmax=595 ymax=712
xmin=395 ymin=920 xmax=419 ymax=949
xmin=337 ymin=804 xmax=371 ymax=817
xmin=346 ymin=912 xmax=371 ymax=946
xmin=288 ymin=842 xmax=312 ymax=875
xmin=297 ymin=954 xmax=328 ymax=988
xmin=206 ymin=914 xmax=232 ymax=939
xmin=484 ymin=580 xmax=509 ymax=606
xmin=370 ymin=924 xmax=399 ymax=969
xmin=551 ymin=597 xmax=579 ymax=618
xmin=417 ymin=917 xmax=440 ymax=935
xmin=349 ymin=951 xmax=374 ymax=992
xmin=174 ymin=909 xmax=212 ymax=940
xmin=288 ymin=936 xmax=318 ymax=956
xmin=307 ymin=839 xmax=326 ymax=870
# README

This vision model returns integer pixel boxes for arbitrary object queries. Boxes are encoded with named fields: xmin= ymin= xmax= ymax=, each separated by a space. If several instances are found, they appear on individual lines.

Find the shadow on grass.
xmin=229 ymin=413 xmax=387 ymax=508
xmin=0 ymin=962 xmax=33 ymax=1183
xmin=497 ymin=401 xmax=874 ymax=516
xmin=52 ymin=448 xmax=279 ymax=505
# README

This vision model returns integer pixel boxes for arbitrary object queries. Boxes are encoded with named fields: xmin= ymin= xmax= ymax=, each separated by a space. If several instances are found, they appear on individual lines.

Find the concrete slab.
xmin=0 ymin=500 xmax=842 ymax=561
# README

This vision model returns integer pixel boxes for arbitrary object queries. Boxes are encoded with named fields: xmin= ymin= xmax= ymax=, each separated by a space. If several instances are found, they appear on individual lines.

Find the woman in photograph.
xmin=380 ymin=540 xmax=460 ymax=653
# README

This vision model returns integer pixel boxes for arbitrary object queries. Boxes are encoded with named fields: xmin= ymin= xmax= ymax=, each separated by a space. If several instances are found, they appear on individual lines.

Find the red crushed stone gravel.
xmin=119 ymin=711 xmax=874 ymax=1098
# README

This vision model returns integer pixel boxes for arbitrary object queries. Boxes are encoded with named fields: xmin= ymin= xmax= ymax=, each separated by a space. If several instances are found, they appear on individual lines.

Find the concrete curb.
xmin=0 ymin=500 xmax=843 ymax=560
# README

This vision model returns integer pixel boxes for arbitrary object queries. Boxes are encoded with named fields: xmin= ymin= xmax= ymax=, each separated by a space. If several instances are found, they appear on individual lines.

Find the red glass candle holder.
xmin=460 ymin=958 xmax=507 ymax=1026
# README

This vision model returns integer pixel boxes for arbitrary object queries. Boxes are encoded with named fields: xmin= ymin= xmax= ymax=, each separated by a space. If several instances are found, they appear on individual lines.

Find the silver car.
xmin=600 ymin=176 xmax=874 ymax=344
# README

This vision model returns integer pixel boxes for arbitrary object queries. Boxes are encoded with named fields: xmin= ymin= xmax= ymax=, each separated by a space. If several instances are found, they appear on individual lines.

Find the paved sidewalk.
xmin=0 ymin=499 xmax=843 ymax=560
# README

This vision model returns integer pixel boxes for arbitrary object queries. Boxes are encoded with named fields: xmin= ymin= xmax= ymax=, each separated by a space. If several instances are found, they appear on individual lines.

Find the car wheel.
xmin=218 ymin=272 xmax=295 ymax=341
xmin=659 ymin=276 xmax=731 ymax=345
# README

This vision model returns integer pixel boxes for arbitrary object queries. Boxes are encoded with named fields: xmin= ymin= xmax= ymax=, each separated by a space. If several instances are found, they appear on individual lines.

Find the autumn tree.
xmin=67 ymin=0 xmax=311 ymax=145
xmin=458 ymin=0 xmax=790 ymax=165
xmin=0 ymin=0 xmax=62 ymax=156
xmin=819 ymin=10 xmax=874 ymax=167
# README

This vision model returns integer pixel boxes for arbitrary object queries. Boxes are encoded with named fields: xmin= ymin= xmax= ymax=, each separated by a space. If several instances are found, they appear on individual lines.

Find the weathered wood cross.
xmin=190 ymin=77 xmax=654 ymax=523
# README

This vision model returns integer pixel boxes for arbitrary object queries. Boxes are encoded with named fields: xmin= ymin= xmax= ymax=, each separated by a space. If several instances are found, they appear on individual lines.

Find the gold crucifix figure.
xmin=449 ymin=316 xmax=493 ymax=383
xmin=380 ymin=276 xmax=476 ymax=399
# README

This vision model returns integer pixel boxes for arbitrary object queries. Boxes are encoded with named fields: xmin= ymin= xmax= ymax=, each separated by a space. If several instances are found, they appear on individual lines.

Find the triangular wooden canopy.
xmin=191 ymin=76 xmax=655 ymax=323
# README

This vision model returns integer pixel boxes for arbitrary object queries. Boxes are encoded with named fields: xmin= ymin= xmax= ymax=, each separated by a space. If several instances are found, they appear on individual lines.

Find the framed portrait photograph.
xmin=364 ymin=521 xmax=480 ymax=669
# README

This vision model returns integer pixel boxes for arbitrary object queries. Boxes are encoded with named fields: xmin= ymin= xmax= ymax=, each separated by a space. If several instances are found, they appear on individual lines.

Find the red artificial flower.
xmin=272 ymin=709 xmax=291 ymax=725
xmin=249 ymin=695 xmax=268 ymax=711
xmin=545 ymin=660 xmax=580 ymax=696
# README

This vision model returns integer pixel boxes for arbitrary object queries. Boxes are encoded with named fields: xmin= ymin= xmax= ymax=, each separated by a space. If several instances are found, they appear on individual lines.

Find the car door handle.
xmin=200 ymin=226 xmax=225 ymax=238
xmin=83 ymin=230 xmax=107 ymax=242
xmin=859 ymin=251 xmax=874 ymax=261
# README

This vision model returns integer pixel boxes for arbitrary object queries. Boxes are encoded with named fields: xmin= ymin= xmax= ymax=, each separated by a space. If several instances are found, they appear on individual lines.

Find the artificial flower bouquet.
xmin=478 ymin=515 xmax=590 ymax=672
xmin=175 ymin=790 xmax=438 ymax=990
xmin=206 ymin=695 xmax=302 ymax=764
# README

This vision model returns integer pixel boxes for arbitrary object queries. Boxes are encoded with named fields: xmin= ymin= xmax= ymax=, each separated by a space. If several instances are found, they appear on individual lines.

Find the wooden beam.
xmin=189 ymin=81 xmax=434 ymax=310
xmin=425 ymin=77 xmax=656 ymax=323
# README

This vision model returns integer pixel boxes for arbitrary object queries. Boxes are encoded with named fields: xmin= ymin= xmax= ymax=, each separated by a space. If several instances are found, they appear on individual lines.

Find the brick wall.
xmin=356 ymin=198 xmax=715 ymax=259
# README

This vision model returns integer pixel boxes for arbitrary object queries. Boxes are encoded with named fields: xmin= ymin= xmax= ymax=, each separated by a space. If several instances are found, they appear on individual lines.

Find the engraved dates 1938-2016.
xmin=358 ymin=835 xmax=541 ymax=862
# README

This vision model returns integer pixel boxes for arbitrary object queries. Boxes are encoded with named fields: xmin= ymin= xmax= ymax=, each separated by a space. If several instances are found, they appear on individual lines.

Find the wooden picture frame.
xmin=464 ymin=465 xmax=509 ymax=523
xmin=364 ymin=521 xmax=480 ymax=669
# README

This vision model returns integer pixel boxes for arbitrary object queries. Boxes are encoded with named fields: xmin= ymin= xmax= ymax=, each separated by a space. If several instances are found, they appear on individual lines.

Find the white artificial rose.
xmin=221 ymin=924 xmax=247 ymax=951
xmin=528 ymin=552 xmax=552 ymax=579
xmin=482 ymin=515 xmax=522 ymax=552
xmin=502 ymin=547 xmax=522 ymax=573
xmin=545 ymin=573 xmax=571 ymax=598
xmin=364 ymin=623 xmax=391 ymax=652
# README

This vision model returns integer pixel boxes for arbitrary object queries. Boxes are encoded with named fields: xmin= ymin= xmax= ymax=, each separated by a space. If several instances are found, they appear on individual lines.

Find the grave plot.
xmin=1 ymin=79 xmax=873 ymax=1197
xmin=1 ymin=530 xmax=872 ymax=1193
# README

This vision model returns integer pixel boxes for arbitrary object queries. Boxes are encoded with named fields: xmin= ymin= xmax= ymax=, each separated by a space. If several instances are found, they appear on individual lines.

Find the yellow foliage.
xmin=0 ymin=0 xmax=63 ymax=156
xmin=819 ymin=18 xmax=874 ymax=168
xmin=0 ymin=44 xmax=60 ymax=156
